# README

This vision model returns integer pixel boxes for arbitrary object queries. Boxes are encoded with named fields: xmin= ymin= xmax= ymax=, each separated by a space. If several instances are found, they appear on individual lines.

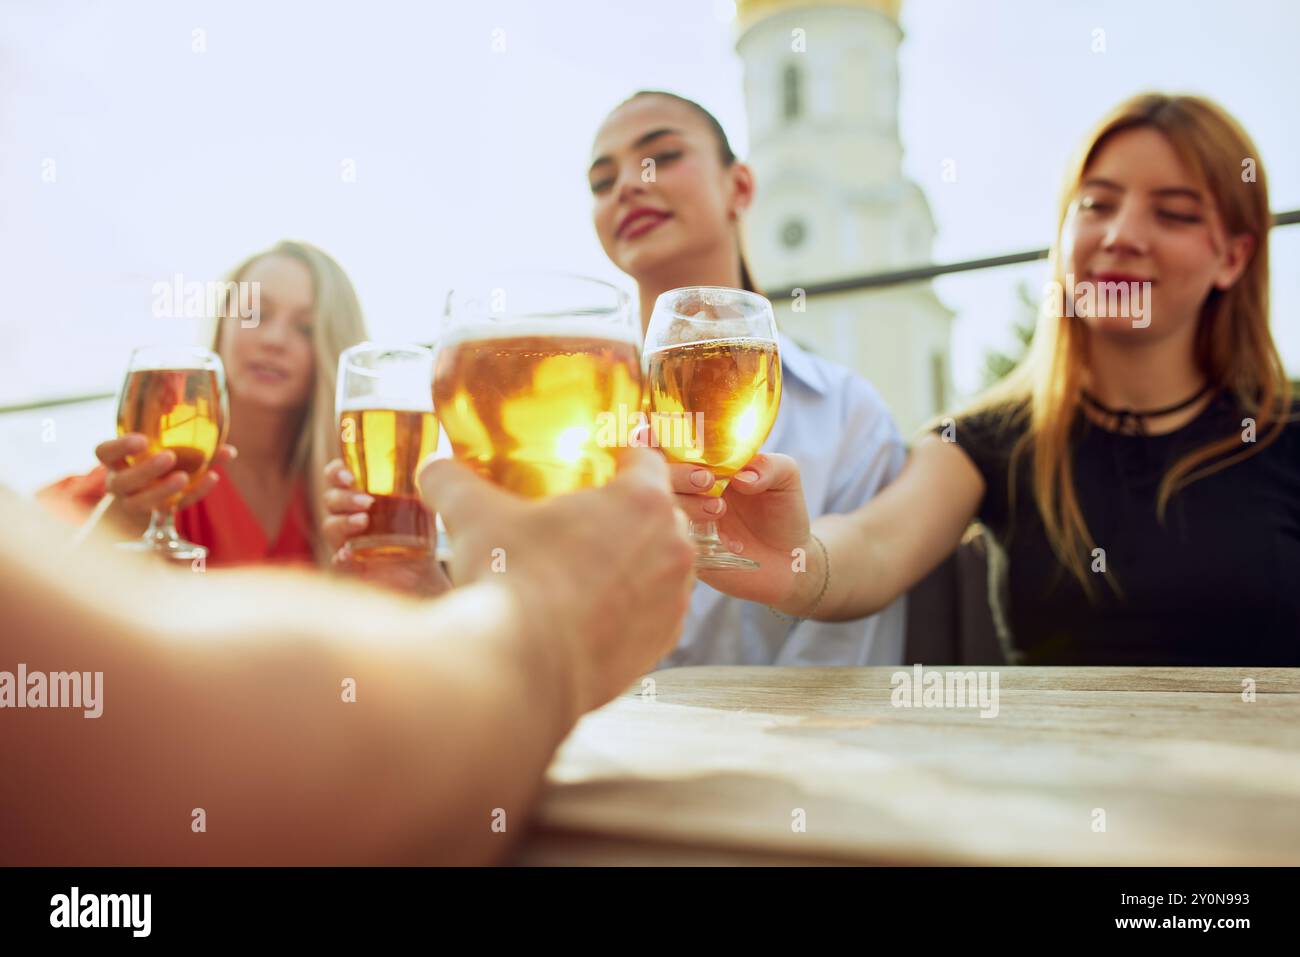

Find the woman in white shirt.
xmin=583 ymin=90 xmax=907 ymax=665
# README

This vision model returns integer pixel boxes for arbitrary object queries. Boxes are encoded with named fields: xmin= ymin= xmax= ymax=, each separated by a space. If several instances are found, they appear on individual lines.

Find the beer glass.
xmin=115 ymin=346 xmax=228 ymax=561
xmin=434 ymin=273 xmax=641 ymax=498
xmin=644 ymin=287 xmax=782 ymax=570
xmin=336 ymin=343 xmax=439 ymax=561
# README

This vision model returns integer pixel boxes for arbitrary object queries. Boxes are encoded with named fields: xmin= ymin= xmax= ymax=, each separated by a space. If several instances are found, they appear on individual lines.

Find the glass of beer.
xmin=644 ymin=286 xmax=782 ymax=570
xmin=115 ymin=346 xmax=228 ymax=561
xmin=434 ymin=273 xmax=641 ymax=498
xmin=336 ymin=343 xmax=439 ymax=561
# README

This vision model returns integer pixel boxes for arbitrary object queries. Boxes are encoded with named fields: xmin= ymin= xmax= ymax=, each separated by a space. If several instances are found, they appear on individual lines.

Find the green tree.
xmin=981 ymin=280 xmax=1039 ymax=389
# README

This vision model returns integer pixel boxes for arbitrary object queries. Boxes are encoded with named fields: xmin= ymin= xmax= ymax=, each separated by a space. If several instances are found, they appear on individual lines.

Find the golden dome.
xmin=735 ymin=0 xmax=901 ymax=31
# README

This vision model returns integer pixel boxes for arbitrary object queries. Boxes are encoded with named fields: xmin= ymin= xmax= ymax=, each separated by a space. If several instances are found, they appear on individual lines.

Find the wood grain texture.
xmin=516 ymin=666 xmax=1300 ymax=866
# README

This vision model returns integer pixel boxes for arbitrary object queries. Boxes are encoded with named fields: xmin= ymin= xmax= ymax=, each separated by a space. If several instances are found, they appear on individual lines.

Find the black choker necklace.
xmin=1080 ymin=382 xmax=1213 ymax=436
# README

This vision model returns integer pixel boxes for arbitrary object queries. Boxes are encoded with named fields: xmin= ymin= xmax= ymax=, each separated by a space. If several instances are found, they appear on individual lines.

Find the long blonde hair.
xmin=208 ymin=240 xmax=369 ymax=566
xmin=962 ymin=93 xmax=1292 ymax=598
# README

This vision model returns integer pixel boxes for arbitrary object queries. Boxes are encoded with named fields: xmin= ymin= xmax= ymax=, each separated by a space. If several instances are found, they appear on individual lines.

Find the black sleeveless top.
xmin=938 ymin=391 xmax=1300 ymax=665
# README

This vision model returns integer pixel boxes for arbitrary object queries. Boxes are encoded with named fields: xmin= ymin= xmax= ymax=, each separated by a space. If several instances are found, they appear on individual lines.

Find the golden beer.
xmin=644 ymin=337 xmax=782 ymax=489
xmin=433 ymin=328 xmax=643 ymax=497
xmin=338 ymin=407 xmax=439 ymax=560
xmin=117 ymin=367 xmax=225 ymax=508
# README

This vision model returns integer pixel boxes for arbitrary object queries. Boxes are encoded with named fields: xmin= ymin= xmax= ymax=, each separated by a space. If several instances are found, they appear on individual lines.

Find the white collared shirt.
xmin=662 ymin=333 xmax=908 ymax=666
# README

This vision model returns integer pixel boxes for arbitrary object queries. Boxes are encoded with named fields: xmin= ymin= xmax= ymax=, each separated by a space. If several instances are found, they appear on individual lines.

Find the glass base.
xmin=115 ymin=538 xmax=208 ymax=563
xmin=692 ymin=539 xmax=759 ymax=570
xmin=116 ymin=510 xmax=207 ymax=564
xmin=688 ymin=516 xmax=759 ymax=571
xmin=350 ymin=534 xmax=431 ymax=562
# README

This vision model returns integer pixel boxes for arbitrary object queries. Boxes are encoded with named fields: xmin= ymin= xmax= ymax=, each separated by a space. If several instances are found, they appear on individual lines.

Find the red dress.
xmin=38 ymin=463 xmax=316 ymax=568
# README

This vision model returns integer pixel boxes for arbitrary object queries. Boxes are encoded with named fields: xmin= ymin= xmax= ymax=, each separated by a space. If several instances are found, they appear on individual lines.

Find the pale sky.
xmin=2 ymin=0 xmax=1297 ymax=487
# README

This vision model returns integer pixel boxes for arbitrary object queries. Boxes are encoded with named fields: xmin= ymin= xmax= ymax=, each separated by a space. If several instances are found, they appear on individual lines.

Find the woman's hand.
xmin=322 ymin=458 xmax=375 ymax=554
xmin=97 ymin=434 xmax=236 ymax=518
xmin=322 ymin=457 xmax=451 ymax=598
xmin=420 ymin=449 xmax=696 ymax=715
xmin=667 ymin=453 xmax=818 ymax=612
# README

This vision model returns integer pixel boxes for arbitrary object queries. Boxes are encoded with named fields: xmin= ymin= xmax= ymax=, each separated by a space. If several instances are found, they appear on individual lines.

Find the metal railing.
xmin=766 ymin=208 xmax=1300 ymax=300
xmin=3 ymin=208 xmax=1298 ymax=417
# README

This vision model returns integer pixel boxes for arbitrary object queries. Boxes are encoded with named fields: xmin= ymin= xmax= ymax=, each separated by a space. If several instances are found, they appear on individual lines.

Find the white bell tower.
xmin=735 ymin=0 xmax=953 ymax=433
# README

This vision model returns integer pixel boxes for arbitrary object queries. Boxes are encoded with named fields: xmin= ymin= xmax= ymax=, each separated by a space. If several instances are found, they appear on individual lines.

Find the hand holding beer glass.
xmin=336 ymin=343 xmax=439 ymax=561
xmin=113 ymin=346 xmax=229 ymax=561
xmin=433 ymin=273 xmax=641 ymax=498
xmin=644 ymin=287 xmax=782 ymax=569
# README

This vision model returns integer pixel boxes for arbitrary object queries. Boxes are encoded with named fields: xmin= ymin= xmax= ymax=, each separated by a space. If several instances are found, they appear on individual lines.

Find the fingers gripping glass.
xmin=114 ymin=346 xmax=228 ymax=563
xmin=336 ymin=343 xmax=439 ymax=561
xmin=643 ymin=287 xmax=782 ymax=571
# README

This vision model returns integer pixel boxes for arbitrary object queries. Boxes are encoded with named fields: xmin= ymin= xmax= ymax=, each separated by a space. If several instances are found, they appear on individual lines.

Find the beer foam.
xmin=338 ymin=399 xmax=433 ymax=414
xmin=438 ymin=318 xmax=640 ymax=349
xmin=644 ymin=335 xmax=776 ymax=356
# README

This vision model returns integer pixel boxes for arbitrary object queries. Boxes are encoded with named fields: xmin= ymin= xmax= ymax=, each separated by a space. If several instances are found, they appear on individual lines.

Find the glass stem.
xmin=688 ymin=479 xmax=730 ymax=552
xmin=690 ymin=519 xmax=724 ymax=548
xmin=143 ymin=508 xmax=179 ymax=548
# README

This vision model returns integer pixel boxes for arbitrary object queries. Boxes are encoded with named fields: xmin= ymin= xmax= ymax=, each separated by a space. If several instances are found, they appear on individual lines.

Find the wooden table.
xmin=513 ymin=666 xmax=1300 ymax=865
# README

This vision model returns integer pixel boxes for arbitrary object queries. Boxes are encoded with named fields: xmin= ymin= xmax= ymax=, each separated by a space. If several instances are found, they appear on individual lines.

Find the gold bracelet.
xmin=767 ymin=533 xmax=830 ymax=623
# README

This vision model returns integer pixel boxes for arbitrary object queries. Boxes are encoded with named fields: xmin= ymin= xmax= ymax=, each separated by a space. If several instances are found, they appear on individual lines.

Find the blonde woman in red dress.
xmin=41 ymin=240 xmax=368 ymax=568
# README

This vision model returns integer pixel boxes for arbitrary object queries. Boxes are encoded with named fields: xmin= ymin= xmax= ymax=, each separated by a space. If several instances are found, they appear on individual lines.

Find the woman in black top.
xmin=658 ymin=92 xmax=1300 ymax=666
xmin=947 ymin=390 xmax=1297 ymax=663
